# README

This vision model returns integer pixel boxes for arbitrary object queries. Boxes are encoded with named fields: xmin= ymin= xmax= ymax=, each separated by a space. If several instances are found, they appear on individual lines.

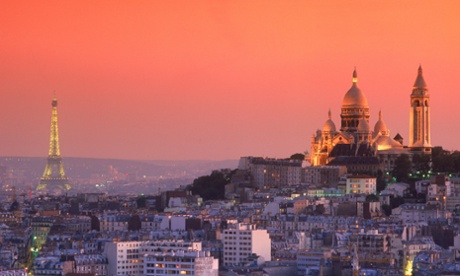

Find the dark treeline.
xmin=431 ymin=146 xmax=460 ymax=174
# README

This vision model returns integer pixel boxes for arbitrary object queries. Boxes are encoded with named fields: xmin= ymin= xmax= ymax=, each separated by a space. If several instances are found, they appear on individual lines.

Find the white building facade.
xmin=144 ymin=250 xmax=218 ymax=276
xmin=345 ymin=175 xmax=377 ymax=195
xmin=105 ymin=240 xmax=202 ymax=276
xmin=221 ymin=223 xmax=271 ymax=267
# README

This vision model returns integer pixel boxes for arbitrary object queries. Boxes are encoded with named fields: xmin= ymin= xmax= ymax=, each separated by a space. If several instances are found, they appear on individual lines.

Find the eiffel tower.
xmin=36 ymin=97 xmax=71 ymax=192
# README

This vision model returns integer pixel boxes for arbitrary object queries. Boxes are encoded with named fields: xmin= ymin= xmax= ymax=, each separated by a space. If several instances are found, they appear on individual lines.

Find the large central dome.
xmin=342 ymin=69 xmax=368 ymax=108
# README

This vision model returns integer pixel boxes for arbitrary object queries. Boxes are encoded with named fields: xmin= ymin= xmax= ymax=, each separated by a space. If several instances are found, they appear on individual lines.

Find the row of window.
xmin=147 ymin=257 xmax=194 ymax=262
xmin=225 ymin=247 xmax=251 ymax=252
xmin=77 ymin=266 xmax=106 ymax=271
xmin=146 ymin=263 xmax=194 ymax=269
xmin=224 ymin=236 xmax=252 ymax=240
xmin=224 ymin=251 xmax=250 ymax=255
xmin=223 ymin=231 xmax=251 ymax=235
xmin=118 ymin=259 xmax=140 ymax=264
xmin=146 ymin=269 xmax=193 ymax=274
xmin=117 ymin=265 xmax=139 ymax=270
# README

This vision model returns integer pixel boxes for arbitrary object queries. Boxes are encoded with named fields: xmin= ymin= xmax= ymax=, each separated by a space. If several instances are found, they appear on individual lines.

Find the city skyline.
xmin=1 ymin=1 xmax=459 ymax=160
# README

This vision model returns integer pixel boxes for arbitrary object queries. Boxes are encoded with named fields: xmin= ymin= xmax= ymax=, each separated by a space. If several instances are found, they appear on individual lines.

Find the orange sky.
xmin=0 ymin=1 xmax=459 ymax=160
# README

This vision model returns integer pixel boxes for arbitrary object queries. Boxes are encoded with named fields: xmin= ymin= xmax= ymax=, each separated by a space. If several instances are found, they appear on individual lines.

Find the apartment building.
xmin=346 ymin=175 xmax=377 ymax=195
xmin=105 ymin=240 xmax=202 ymax=276
xmin=74 ymin=254 xmax=108 ymax=275
xmin=238 ymin=157 xmax=302 ymax=190
xmin=144 ymin=250 xmax=218 ymax=276
xmin=221 ymin=223 xmax=271 ymax=267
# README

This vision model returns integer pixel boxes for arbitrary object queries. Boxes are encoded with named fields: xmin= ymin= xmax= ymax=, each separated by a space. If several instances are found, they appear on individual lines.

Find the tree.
xmin=432 ymin=147 xmax=454 ymax=173
xmin=392 ymin=154 xmax=412 ymax=182
xmin=90 ymin=216 xmax=100 ymax=231
xmin=128 ymin=215 xmax=142 ymax=231
xmin=412 ymin=153 xmax=431 ymax=176
xmin=188 ymin=170 xmax=233 ymax=201
xmin=390 ymin=196 xmax=405 ymax=210
xmin=289 ymin=153 xmax=305 ymax=161
xmin=451 ymin=151 xmax=460 ymax=173
xmin=376 ymin=170 xmax=387 ymax=192
xmin=381 ymin=204 xmax=392 ymax=216
xmin=315 ymin=204 xmax=325 ymax=215
xmin=136 ymin=196 xmax=146 ymax=208
xmin=365 ymin=194 xmax=379 ymax=202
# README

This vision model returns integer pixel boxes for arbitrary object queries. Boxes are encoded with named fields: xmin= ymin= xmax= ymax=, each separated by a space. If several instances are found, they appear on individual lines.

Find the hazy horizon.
xmin=0 ymin=155 xmax=240 ymax=162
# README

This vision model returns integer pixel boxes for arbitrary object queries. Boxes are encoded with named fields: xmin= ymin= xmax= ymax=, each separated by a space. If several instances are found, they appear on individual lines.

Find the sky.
xmin=0 ymin=1 xmax=459 ymax=161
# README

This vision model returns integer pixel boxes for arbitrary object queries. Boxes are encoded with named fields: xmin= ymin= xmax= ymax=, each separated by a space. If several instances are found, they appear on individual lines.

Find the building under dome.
xmin=309 ymin=67 xmax=432 ymax=173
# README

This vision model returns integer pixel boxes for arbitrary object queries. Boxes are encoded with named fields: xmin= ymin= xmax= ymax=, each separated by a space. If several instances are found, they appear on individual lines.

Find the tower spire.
xmin=352 ymin=67 xmax=358 ymax=83
xmin=37 ymin=97 xmax=71 ymax=192
xmin=413 ymin=65 xmax=427 ymax=89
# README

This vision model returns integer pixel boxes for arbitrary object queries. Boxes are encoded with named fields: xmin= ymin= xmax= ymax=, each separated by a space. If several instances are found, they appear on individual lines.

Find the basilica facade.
xmin=309 ymin=66 xmax=432 ymax=172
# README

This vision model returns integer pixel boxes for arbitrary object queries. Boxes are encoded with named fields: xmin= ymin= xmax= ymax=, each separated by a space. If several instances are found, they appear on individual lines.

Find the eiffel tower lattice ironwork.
xmin=36 ymin=97 xmax=71 ymax=191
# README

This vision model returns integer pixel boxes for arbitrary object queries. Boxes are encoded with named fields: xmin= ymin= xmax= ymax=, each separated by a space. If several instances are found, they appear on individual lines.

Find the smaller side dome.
xmin=323 ymin=110 xmax=336 ymax=132
xmin=357 ymin=116 xmax=370 ymax=132
xmin=374 ymin=110 xmax=389 ymax=136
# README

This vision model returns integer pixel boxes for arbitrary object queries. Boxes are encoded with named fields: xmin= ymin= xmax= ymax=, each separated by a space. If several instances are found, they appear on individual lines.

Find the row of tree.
xmin=187 ymin=170 xmax=234 ymax=201
xmin=392 ymin=147 xmax=460 ymax=183
xmin=431 ymin=147 xmax=460 ymax=173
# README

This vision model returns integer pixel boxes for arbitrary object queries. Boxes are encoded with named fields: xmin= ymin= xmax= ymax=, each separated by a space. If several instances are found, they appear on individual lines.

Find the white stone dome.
xmin=323 ymin=119 xmax=336 ymax=132
xmin=357 ymin=117 xmax=370 ymax=132
xmin=374 ymin=111 xmax=389 ymax=136
xmin=342 ymin=69 xmax=369 ymax=108
xmin=323 ymin=110 xmax=336 ymax=132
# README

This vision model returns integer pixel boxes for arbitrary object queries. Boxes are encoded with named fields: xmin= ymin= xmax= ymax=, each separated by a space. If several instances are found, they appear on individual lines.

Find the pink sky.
xmin=0 ymin=1 xmax=459 ymax=160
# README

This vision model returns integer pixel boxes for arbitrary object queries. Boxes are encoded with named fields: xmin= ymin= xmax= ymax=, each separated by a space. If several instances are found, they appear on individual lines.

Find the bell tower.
xmin=409 ymin=65 xmax=432 ymax=153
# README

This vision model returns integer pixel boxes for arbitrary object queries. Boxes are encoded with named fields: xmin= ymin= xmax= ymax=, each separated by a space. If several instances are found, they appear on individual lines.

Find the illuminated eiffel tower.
xmin=36 ymin=97 xmax=71 ymax=192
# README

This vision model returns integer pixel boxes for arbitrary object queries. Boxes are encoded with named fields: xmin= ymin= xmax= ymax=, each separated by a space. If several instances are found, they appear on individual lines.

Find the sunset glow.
xmin=0 ymin=1 xmax=459 ymax=160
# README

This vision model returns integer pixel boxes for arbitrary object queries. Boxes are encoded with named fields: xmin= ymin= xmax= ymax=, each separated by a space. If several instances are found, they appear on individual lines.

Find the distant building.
xmin=63 ymin=216 xmax=91 ymax=234
xmin=238 ymin=157 xmax=302 ymax=190
xmin=427 ymin=175 xmax=451 ymax=209
xmin=447 ymin=177 xmax=460 ymax=212
xmin=0 ymin=270 xmax=27 ymax=276
xmin=160 ymin=190 xmax=191 ymax=211
xmin=327 ymin=156 xmax=382 ymax=177
xmin=415 ymin=179 xmax=431 ymax=194
xmin=74 ymin=254 xmax=108 ymax=275
xmin=345 ymin=175 xmax=377 ymax=195
xmin=97 ymin=213 xmax=130 ymax=232
xmin=297 ymin=250 xmax=332 ymax=276
xmin=144 ymin=250 xmax=218 ymax=276
xmin=349 ymin=229 xmax=389 ymax=253
xmin=355 ymin=198 xmax=381 ymax=219
xmin=33 ymin=257 xmax=73 ymax=276
xmin=104 ymin=240 xmax=202 ymax=276
xmin=380 ymin=182 xmax=410 ymax=197
xmin=306 ymin=188 xmax=343 ymax=198
xmin=221 ymin=223 xmax=271 ymax=267
xmin=302 ymin=165 xmax=347 ymax=187
xmin=391 ymin=203 xmax=441 ymax=224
